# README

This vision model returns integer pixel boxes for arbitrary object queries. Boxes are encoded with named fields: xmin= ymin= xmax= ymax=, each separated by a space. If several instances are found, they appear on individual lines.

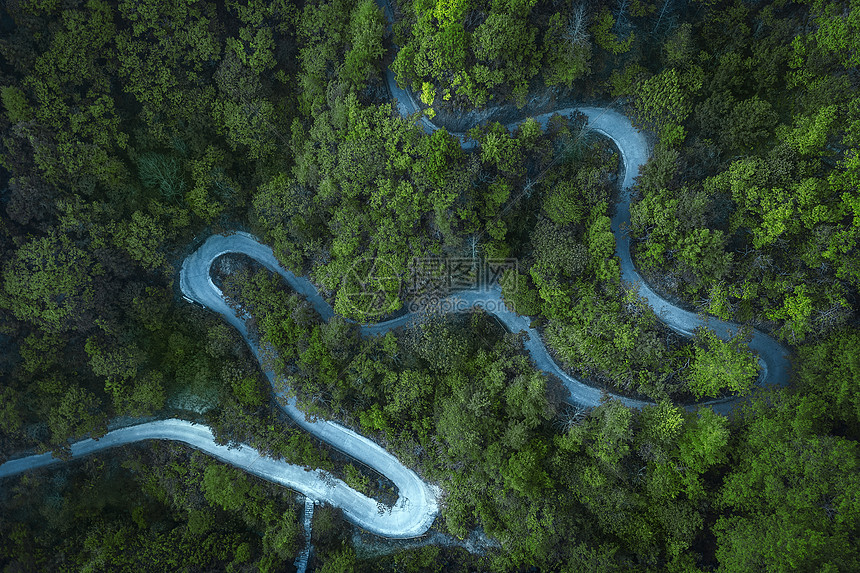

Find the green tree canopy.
xmin=1 ymin=233 xmax=99 ymax=333
xmin=688 ymin=326 xmax=758 ymax=399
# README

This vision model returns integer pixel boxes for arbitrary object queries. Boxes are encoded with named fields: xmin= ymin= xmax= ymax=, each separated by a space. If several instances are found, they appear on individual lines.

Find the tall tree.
xmin=1 ymin=233 xmax=99 ymax=334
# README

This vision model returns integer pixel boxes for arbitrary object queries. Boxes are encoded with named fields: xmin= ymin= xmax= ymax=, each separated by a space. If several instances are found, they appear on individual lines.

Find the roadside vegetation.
xmin=1 ymin=0 xmax=858 ymax=571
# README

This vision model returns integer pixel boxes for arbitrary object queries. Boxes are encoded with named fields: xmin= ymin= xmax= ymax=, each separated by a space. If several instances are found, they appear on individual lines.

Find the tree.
xmin=724 ymin=96 xmax=778 ymax=152
xmin=1 ymin=85 xmax=33 ymax=123
xmin=505 ymin=371 xmax=553 ymax=429
xmin=794 ymin=327 xmax=860 ymax=431
xmin=1 ymin=233 xmax=98 ymax=333
xmin=115 ymin=371 xmax=165 ymax=417
xmin=114 ymin=0 xmax=220 ymax=147
xmin=674 ymin=407 xmax=729 ymax=499
xmin=187 ymin=145 xmax=235 ymax=223
xmin=262 ymin=512 xmax=300 ymax=560
xmin=228 ymin=26 xmax=277 ymax=74
xmin=472 ymin=9 xmax=541 ymax=106
xmin=766 ymin=284 xmax=815 ymax=343
xmin=391 ymin=0 xmax=471 ymax=97
xmin=340 ymin=0 xmax=385 ymax=89
xmin=252 ymin=172 xmax=323 ymax=272
xmin=501 ymin=439 xmax=553 ymax=499
xmin=638 ymin=401 xmax=684 ymax=447
xmin=0 ymin=386 xmax=23 ymax=434
xmin=405 ymin=316 xmax=470 ymax=373
xmin=319 ymin=543 xmax=358 ymax=573
xmin=590 ymin=9 xmax=634 ymax=55
xmin=675 ymin=227 xmax=732 ymax=289
xmin=542 ymin=11 xmax=591 ymax=88
xmin=296 ymin=0 xmax=356 ymax=115
xmin=288 ymin=93 xmax=439 ymax=318
xmin=392 ymin=0 xmax=550 ymax=107
xmin=586 ymin=206 xmax=619 ymax=283
xmin=16 ymin=331 xmax=65 ymax=374
xmin=688 ymin=326 xmax=758 ymax=399
xmin=715 ymin=394 xmax=860 ymax=571
xmin=542 ymin=179 xmax=586 ymax=226
xmin=135 ymin=152 xmax=186 ymax=202
xmin=48 ymin=384 xmax=107 ymax=445
xmin=383 ymin=368 xmax=435 ymax=420
xmin=633 ymin=68 xmax=692 ymax=145
xmin=21 ymin=0 xmax=130 ymax=190
xmin=777 ymin=104 xmax=838 ymax=157
xmin=800 ymin=0 xmax=860 ymax=70
xmin=500 ymin=269 xmax=541 ymax=316
xmin=474 ymin=122 xmax=523 ymax=173
xmin=567 ymin=400 xmax=634 ymax=468
xmin=202 ymin=464 xmax=253 ymax=513
xmin=211 ymin=51 xmax=279 ymax=161
xmin=4 ymin=176 xmax=58 ymax=227
xmin=109 ymin=209 xmax=172 ymax=274
xmin=532 ymin=219 xmax=589 ymax=277
xmin=85 ymin=335 xmax=143 ymax=381
xmin=664 ymin=23 xmax=694 ymax=68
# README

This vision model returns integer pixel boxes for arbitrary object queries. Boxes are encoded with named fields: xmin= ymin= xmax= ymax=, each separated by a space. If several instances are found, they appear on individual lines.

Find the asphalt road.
xmin=0 ymin=419 xmax=437 ymax=538
xmin=0 ymin=1 xmax=791 ymax=538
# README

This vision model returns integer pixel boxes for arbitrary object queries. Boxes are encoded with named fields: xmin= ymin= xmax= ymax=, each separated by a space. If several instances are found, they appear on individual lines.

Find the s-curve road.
xmin=1 ymin=2 xmax=791 ymax=542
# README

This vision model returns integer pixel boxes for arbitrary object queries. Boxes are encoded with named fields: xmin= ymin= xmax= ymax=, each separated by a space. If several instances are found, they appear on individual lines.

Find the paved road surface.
xmin=0 ymin=0 xmax=791 ymax=541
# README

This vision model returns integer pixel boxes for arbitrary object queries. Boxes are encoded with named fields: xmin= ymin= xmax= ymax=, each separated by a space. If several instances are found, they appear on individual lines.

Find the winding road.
xmin=0 ymin=0 xmax=791 ymax=543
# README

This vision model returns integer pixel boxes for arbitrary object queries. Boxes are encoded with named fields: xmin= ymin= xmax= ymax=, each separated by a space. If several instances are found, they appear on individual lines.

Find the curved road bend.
xmin=0 ymin=419 xmax=435 ymax=538
xmin=0 ymin=1 xmax=791 ymax=540
xmin=379 ymin=0 xmax=788 ymax=408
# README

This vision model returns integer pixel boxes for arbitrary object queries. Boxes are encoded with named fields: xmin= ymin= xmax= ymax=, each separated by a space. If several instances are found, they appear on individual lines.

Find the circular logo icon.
xmin=339 ymin=256 xmax=402 ymax=320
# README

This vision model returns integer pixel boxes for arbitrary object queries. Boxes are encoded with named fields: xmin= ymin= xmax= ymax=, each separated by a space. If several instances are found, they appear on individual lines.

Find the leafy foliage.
xmin=688 ymin=327 xmax=758 ymax=399
xmin=1 ymin=0 xmax=859 ymax=571
xmin=1 ymin=233 xmax=99 ymax=333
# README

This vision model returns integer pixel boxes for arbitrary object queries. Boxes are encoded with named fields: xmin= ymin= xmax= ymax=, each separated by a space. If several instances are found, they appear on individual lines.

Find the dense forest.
xmin=0 ymin=0 xmax=858 ymax=571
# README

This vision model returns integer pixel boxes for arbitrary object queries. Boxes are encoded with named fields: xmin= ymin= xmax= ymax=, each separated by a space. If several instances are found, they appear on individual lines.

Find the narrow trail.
xmin=0 ymin=0 xmax=791 ymax=543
